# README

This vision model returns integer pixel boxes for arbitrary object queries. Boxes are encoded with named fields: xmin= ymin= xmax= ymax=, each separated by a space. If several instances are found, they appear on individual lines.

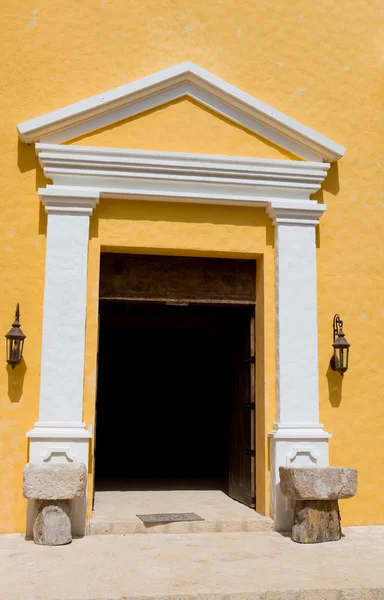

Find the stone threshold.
xmin=87 ymin=515 xmax=274 ymax=535
xmin=88 ymin=489 xmax=274 ymax=535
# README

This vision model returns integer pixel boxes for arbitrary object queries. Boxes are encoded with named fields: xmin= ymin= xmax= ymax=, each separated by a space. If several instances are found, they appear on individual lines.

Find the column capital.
xmin=269 ymin=423 xmax=332 ymax=440
xmin=38 ymin=186 xmax=100 ymax=216
xmin=267 ymin=200 xmax=326 ymax=226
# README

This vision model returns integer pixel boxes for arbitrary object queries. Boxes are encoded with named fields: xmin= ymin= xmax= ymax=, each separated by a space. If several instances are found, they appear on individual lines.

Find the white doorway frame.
xmin=23 ymin=144 xmax=333 ymax=533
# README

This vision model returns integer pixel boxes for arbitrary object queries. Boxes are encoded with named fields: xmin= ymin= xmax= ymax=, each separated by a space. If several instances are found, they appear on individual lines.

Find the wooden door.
xmin=228 ymin=308 xmax=256 ymax=508
xmin=92 ymin=310 xmax=100 ymax=510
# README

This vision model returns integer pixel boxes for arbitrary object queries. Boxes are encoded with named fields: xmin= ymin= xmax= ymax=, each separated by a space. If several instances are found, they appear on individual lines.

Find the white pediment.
xmin=17 ymin=62 xmax=345 ymax=162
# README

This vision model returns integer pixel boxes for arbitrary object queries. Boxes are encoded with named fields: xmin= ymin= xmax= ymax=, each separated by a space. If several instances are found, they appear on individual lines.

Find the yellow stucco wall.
xmin=0 ymin=0 xmax=383 ymax=532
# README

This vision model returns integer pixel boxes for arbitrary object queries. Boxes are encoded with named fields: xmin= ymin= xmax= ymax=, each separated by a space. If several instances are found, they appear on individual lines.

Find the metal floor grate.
xmin=136 ymin=512 xmax=204 ymax=523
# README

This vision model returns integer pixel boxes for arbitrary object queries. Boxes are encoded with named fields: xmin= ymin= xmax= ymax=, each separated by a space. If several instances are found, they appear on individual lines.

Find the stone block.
xmin=33 ymin=501 xmax=71 ymax=546
xmin=23 ymin=462 xmax=87 ymax=500
xmin=279 ymin=467 xmax=357 ymax=501
xmin=291 ymin=499 xmax=342 ymax=543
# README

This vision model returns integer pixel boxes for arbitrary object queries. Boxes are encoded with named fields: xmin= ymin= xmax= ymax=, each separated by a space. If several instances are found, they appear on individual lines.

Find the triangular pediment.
xmin=17 ymin=62 xmax=345 ymax=162
xmin=69 ymin=97 xmax=297 ymax=161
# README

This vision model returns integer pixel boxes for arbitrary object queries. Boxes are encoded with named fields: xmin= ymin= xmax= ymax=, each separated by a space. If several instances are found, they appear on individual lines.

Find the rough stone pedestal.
xmin=279 ymin=467 xmax=357 ymax=544
xmin=33 ymin=500 xmax=71 ymax=545
xmin=23 ymin=463 xmax=87 ymax=546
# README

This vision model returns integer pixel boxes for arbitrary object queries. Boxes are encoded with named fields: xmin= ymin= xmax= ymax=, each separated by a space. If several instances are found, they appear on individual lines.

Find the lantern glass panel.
xmin=334 ymin=346 xmax=341 ymax=371
xmin=6 ymin=338 xmax=11 ymax=363
xmin=343 ymin=346 xmax=349 ymax=371
xmin=7 ymin=338 xmax=24 ymax=367
xmin=16 ymin=339 xmax=24 ymax=362
xmin=333 ymin=345 xmax=349 ymax=374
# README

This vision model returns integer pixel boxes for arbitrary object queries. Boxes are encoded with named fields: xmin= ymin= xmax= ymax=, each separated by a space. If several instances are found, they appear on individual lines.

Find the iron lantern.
xmin=5 ymin=304 xmax=26 ymax=369
xmin=330 ymin=314 xmax=350 ymax=375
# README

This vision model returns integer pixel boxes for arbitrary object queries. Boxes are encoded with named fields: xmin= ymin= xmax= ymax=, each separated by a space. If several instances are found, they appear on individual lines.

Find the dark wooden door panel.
xmin=228 ymin=308 xmax=255 ymax=508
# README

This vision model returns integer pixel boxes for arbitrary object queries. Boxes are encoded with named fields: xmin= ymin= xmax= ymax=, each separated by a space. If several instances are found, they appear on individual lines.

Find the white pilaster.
xmin=267 ymin=201 xmax=331 ymax=531
xmin=26 ymin=188 xmax=99 ymax=536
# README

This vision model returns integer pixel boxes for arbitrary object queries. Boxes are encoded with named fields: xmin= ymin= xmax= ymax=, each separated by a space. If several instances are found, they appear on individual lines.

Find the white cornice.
xmin=18 ymin=63 xmax=345 ymax=162
xmin=36 ymin=143 xmax=330 ymax=210
xmin=267 ymin=201 xmax=326 ymax=226
xmin=39 ymin=187 xmax=99 ymax=215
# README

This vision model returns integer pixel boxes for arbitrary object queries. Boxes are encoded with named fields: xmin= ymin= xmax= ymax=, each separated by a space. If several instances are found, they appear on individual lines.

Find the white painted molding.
xmin=27 ymin=425 xmax=92 ymax=438
xmin=268 ymin=198 xmax=331 ymax=530
xmin=18 ymin=63 xmax=346 ymax=162
xmin=36 ymin=143 xmax=330 ymax=208
xmin=26 ymin=190 xmax=96 ymax=537
xmin=269 ymin=424 xmax=332 ymax=439
xmin=40 ymin=446 xmax=77 ymax=462
xmin=286 ymin=446 xmax=321 ymax=464
xmin=39 ymin=187 xmax=99 ymax=215
xmin=267 ymin=201 xmax=326 ymax=226
xmin=28 ymin=197 xmax=96 ymax=429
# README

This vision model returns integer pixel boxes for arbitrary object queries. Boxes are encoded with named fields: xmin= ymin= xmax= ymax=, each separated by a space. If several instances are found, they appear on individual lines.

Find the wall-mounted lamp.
xmin=5 ymin=304 xmax=26 ymax=369
xmin=330 ymin=314 xmax=350 ymax=375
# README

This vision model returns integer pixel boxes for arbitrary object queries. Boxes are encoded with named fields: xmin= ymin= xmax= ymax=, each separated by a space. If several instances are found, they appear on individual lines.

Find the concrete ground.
xmin=1 ymin=527 xmax=384 ymax=599
xmin=89 ymin=490 xmax=274 ymax=534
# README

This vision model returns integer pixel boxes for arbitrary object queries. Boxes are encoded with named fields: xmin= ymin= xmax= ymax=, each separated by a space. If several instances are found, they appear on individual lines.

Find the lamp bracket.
xmin=333 ymin=314 xmax=343 ymax=342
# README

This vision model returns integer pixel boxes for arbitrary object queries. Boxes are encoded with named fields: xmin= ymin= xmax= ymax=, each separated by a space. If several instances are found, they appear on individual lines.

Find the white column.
xmin=26 ymin=188 xmax=99 ymax=536
xmin=267 ymin=201 xmax=331 ymax=531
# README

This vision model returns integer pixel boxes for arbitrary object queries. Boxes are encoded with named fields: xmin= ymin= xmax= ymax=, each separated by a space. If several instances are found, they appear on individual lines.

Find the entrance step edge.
xmin=87 ymin=516 xmax=275 ymax=535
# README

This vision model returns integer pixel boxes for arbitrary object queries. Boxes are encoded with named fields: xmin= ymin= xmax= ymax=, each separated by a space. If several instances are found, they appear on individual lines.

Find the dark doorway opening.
xmin=94 ymin=300 xmax=255 ymax=506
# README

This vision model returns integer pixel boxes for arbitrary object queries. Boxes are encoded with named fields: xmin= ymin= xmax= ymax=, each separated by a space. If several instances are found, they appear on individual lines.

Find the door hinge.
xmin=245 ymin=356 xmax=255 ymax=364
xmin=245 ymin=449 xmax=255 ymax=457
xmin=244 ymin=402 xmax=255 ymax=410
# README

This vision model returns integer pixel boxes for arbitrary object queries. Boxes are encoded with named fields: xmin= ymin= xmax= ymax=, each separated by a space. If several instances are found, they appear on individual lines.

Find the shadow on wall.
xmin=17 ymin=140 xmax=49 ymax=235
xmin=326 ymin=364 xmax=343 ymax=407
xmin=7 ymin=360 xmax=27 ymax=403
xmin=323 ymin=162 xmax=340 ymax=196
xmin=17 ymin=140 xmax=47 ymax=188
xmin=94 ymin=198 xmax=275 ymax=248
xmin=17 ymin=140 xmax=36 ymax=174
xmin=311 ymin=162 xmax=340 ymax=206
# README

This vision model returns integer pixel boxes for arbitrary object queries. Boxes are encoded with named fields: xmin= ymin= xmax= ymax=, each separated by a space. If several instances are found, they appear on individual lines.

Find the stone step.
xmin=89 ymin=489 xmax=275 ymax=535
xmin=87 ymin=515 xmax=275 ymax=535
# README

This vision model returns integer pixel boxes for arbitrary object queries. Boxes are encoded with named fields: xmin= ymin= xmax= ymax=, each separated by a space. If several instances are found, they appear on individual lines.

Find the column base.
xmin=26 ymin=423 xmax=92 ymax=537
xmin=268 ymin=424 xmax=331 ymax=532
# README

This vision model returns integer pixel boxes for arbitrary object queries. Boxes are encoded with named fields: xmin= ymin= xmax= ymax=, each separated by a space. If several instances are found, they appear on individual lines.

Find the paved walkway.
xmin=1 ymin=527 xmax=384 ymax=599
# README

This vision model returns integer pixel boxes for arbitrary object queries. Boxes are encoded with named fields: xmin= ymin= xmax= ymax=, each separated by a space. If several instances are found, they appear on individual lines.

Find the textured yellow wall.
xmin=1 ymin=0 xmax=383 ymax=532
